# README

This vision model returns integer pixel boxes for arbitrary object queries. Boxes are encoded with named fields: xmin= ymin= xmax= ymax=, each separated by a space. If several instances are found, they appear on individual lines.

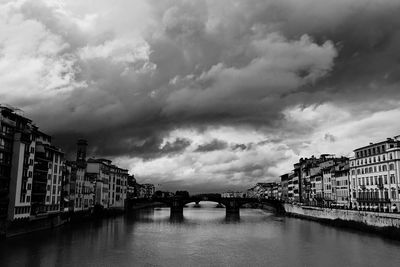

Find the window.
xmin=390 ymin=164 xmax=395 ymax=171
xmin=27 ymin=183 xmax=31 ymax=190
xmin=390 ymin=174 xmax=395 ymax=184
xmin=384 ymin=175 xmax=388 ymax=184
xmin=26 ymin=196 xmax=30 ymax=202
xmin=390 ymin=153 xmax=393 ymax=160
xmin=391 ymin=189 xmax=397 ymax=200
xmin=383 ymin=165 xmax=387 ymax=171
xmin=374 ymin=166 xmax=377 ymax=172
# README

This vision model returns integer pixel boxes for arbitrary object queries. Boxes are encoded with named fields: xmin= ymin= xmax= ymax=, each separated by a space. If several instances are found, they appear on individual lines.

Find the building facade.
xmin=350 ymin=137 xmax=400 ymax=212
xmin=86 ymin=158 xmax=128 ymax=210
xmin=1 ymin=106 xmax=35 ymax=220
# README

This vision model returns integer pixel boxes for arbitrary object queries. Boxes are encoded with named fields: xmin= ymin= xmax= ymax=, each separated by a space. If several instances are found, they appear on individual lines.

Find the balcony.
xmin=356 ymin=197 xmax=390 ymax=203
xmin=0 ymin=117 xmax=16 ymax=127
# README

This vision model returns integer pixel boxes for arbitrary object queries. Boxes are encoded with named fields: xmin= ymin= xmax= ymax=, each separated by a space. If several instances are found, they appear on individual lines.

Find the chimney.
xmin=76 ymin=139 xmax=88 ymax=166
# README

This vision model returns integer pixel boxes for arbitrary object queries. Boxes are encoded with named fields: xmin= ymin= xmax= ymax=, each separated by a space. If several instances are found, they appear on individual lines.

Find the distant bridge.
xmin=152 ymin=193 xmax=284 ymax=215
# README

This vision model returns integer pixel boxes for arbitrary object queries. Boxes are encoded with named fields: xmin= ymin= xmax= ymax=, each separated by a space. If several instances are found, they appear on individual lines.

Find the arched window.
xmin=389 ymin=164 xmax=395 ymax=171
xmin=391 ymin=188 xmax=397 ymax=200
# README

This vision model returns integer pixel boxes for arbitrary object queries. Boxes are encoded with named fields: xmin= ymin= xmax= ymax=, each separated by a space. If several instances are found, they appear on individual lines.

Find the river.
xmin=1 ymin=202 xmax=400 ymax=267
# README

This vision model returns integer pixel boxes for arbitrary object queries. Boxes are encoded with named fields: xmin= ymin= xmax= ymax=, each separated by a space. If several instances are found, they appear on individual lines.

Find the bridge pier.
xmin=225 ymin=200 xmax=240 ymax=214
xmin=170 ymin=199 xmax=184 ymax=214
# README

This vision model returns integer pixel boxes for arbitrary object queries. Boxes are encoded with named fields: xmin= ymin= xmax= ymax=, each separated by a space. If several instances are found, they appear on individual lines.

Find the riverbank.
xmin=284 ymin=203 xmax=400 ymax=239
xmin=2 ymin=201 xmax=163 ymax=238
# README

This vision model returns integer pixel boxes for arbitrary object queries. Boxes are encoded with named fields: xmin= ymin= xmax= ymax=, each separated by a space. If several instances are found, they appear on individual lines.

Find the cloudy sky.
xmin=1 ymin=0 xmax=400 ymax=193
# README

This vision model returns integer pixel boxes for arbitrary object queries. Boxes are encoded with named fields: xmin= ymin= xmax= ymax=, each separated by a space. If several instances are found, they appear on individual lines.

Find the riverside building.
xmin=31 ymin=131 xmax=64 ymax=216
xmin=86 ymin=158 xmax=128 ymax=210
xmin=350 ymin=137 xmax=400 ymax=212
xmin=0 ymin=105 xmax=64 ymax=224
xmin=62 ymin=140 xmax=94 ymax=213
xmin=334 ymin=163 xmax=350 ymax=208
xmin=1 ymin=105 xmax=35 ymax=221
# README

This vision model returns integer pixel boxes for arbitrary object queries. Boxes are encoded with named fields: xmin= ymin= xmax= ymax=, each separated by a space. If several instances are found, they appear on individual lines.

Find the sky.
xmin=1 ymin=0 xmax=400 ymax=193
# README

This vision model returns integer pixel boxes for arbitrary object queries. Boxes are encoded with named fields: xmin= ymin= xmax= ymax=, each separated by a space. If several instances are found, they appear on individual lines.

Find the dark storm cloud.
xmin=195 ymin=139 xmax=228 ymax=152
xmin=2 ymin=0 xmax=400 ymax=192
xmin=231 ymin=144 xmax=247 ymax=151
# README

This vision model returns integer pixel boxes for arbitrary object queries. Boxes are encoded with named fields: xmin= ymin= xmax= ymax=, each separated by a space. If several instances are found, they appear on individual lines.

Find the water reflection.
xmin=169 ymin=212 xmax=184 ymax=223
xmin=1 ymin=205 xmax=400 ymax=267
xmin=224 ymin=213 xmax=240 ymax=223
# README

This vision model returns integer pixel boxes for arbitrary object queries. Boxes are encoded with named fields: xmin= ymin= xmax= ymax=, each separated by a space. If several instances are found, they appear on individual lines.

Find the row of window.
xmin=352 ymin=153 xmax=396 ymax=166
xmin=14 ymin=206 xmax=30 ymax=215
xmin=19 ymin=194 xmax=31 ymax=203
xmin=45 ymin=195 xmax=60 ymax=204
xmin=353 ymin=174 xmax=397 ymax=186
xmin=355 ymin=143 xmax=398 ymax=158
xmin=352 ymin=164 xmax=394 ymax=175
xmin=356 ymin=188 xmax=399 ymax=200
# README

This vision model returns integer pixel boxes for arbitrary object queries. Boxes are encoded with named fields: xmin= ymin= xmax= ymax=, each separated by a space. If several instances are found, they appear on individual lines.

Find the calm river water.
xmin=1 ymin=202 xmax=400 ymax=267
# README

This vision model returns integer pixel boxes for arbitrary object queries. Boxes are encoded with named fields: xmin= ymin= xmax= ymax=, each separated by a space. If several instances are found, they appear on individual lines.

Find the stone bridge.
xmin=153 ymin=194 xmax=284 ymax=215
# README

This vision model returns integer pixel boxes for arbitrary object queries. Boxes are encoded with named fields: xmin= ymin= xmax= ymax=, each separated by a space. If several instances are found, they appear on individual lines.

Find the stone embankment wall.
xmin=284 ymin=204 xmax=400 ymax=228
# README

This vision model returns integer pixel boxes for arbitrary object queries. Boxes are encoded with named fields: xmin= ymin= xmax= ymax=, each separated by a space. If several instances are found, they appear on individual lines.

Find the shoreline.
xmin=282 ymin=203 xmax=400 ymax=240
xmin=3 ymin=201 xmax=164 ymax=239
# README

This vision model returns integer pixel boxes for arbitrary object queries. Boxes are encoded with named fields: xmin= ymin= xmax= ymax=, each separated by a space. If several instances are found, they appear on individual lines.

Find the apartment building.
xmin=350 ymin=137 xmax=400 ymax=212
xmin=1 ymin=106 xmax=35 ymax=220
xmin=334 ymin=163 xmax=350 ymax=207
xmin=108 ymin=164 xmax=128 ymax=209
xmin=31 ymin=131 xmax=64 ymax=216
xmin=86 ymin=158 xmax=128 ymax=209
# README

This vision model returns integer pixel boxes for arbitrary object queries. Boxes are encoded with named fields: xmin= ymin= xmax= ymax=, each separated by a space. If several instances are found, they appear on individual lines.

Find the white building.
xmin=350 ymin=136 xmax=400 ymax=212
xmin=334 ymin=163 xmax=350 ymax=208
xmin=86 ymin=158 xmax=127 ymax=210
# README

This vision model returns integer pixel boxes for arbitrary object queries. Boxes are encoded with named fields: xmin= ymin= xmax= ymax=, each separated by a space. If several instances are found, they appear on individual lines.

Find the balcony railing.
xmin=0 ymin=117 xmax=16 ymax=127
xmin=356 ymin=197 xmax=390 ymax=203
